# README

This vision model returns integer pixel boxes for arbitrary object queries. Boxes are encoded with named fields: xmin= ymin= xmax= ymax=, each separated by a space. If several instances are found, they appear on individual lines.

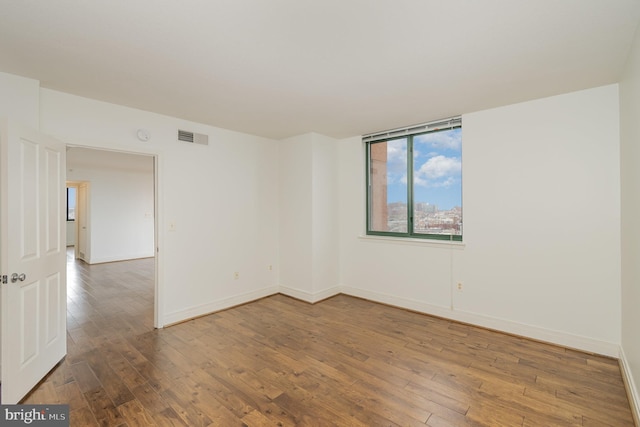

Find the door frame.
xmin=66 ymin=144 xmax=164 ymax=328
xmin=65 ymin=177 xmax=91 ymax=261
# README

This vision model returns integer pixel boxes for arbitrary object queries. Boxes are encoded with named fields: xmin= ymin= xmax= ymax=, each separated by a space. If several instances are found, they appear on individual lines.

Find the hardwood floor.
xmin=23 ymin=251 xmax=635 ymax=426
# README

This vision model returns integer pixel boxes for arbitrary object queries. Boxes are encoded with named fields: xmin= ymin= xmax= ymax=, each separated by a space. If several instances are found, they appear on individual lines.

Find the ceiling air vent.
xmin=178 ymin=129 xmax=209 ymax=145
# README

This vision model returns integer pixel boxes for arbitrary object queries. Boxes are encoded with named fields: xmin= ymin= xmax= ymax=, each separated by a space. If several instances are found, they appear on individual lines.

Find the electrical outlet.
xmin=234 ymin=272 xmax=239 ymax=280
xmin=457 ymin=283 xmax=463 ymax=291
xmin=268 ymin=265 xmax=272 ymax=271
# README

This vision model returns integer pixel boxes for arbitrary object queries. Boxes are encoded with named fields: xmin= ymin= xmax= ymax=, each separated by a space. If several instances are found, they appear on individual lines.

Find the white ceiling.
xmin=1 ymin=1 xmax=639 ymax=140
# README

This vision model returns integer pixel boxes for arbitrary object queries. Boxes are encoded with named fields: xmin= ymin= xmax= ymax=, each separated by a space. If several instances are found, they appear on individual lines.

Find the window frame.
xmin=365 ymin=122 xmax=462 ymax=242
xmin=66 ymin=187 xmax=76 ymax=222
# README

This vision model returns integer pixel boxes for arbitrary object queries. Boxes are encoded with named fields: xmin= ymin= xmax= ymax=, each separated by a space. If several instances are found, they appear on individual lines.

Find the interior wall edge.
xmin=279 ymin=285 xmax=340 ymax=303
xmin=620 ymin=345 xmax=640 ymax=426
xmin=162 ymin=286 xmax=280 ymax=326
xmin=86 ymin=253 xmax=155 ymax=265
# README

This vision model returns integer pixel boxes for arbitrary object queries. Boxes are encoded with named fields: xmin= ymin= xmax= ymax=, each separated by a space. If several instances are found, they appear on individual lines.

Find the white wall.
xmin=279 ymin=133 xmax=340 ymax=301
xmin=279 ymin=134 xmax=313 ymax=297
xmin=67 ymin=162 xmax=154 ymax=263
xmin=66 ymin=220 xmax=76 ymax=246
xmin=39 ymin=88 xmax=280 ymax=325
xmin=461 ymin=85 xmax=620 ymax=351
xmin=0 ymin=71 xmax=40 ymax=129
xmin=620 ymin=22 xmax=640 ymax=421
xmin=311 ymin=134 xmax=340 ymax=299
xmin=339 ymin=85 xmax=622 ymax=356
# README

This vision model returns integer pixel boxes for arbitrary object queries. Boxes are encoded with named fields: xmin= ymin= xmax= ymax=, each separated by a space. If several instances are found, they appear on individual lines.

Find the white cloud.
xmin=418 ymin=155 xmax=461 ymax=179
xmin=414 ymin=176 xmax=427 ymax=187
xmin=430 ymin=176 xmax=456 ymax=188
xmin=414 ymin=155 xmax=461 ymax=187
xmin=386 ymin=139 xmax=406 ymax=161
xmin=385 ymin=139 xmax=408 ymax=182
xmin=414 ymin=130 xmax=461 ymax=151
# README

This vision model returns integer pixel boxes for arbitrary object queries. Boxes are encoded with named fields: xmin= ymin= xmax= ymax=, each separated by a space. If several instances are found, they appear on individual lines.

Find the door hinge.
xmin=1 ymin=275 xmax=7 ymax=284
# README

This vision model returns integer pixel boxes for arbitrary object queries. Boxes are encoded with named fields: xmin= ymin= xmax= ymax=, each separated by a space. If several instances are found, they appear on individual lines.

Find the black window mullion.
xmin=66 ymin=187 xmax=70 ymax=221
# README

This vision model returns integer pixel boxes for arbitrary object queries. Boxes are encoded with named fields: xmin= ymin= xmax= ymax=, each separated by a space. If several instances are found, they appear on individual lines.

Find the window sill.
xmin=358 ymin=234 xmax=465 ymax=249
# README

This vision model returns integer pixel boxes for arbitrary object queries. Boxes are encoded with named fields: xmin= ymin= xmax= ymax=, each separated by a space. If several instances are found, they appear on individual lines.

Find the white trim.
xmin=341 ymin=285 xmax=620 ymax=357
xmin=279 ymin=285 xmax=341 ymax=303
xmin=358 ymin=234 xmax=465 ymax=249
xmin=86 ymin=253 xmax=155 ymax=264
xmin=164 ymin=281 xmax=622 ymax=358
xmin=153 ymin=154 xmax=163 ymax=328
xmin=363 ymin=116 xmax=462 ymax=142
xmin=163 ymin=286 xmax=280 ymax=326
xmin=620 ymin=346 xmax=640 ymax=426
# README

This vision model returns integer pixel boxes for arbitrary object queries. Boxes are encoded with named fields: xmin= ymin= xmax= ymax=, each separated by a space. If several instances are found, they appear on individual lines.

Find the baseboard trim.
xmin=88 ymin=253 xmax=155 ymax=264
xmin=340 ymin=285 xmax=620 ymax=358
xmin=163 ymin=286 xmax=280 ymax=326
xmin=279 ymin=285 xmax=341 ymax=303
xmin=163 ymin=282 xmax=620 ymax=358
xmin=620 ymin=346 xmax=640 ymax=426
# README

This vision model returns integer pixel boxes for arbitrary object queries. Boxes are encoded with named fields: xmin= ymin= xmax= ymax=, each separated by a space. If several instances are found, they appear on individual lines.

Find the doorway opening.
xmin=65 ymin=146 xmax=159 ymax=328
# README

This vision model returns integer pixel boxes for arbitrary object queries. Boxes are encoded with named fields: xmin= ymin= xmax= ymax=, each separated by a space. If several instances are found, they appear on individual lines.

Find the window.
xmin=66 ymin=187 xmax=76 ymax=221
xmin=366 ymin=117 xmax=462 ymax=241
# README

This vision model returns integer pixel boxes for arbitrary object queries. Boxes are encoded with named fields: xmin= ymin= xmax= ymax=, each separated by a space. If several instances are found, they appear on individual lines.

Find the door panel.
xmin=20 ymin=281 xmax=39 ymax=364
xmin=45 ymin=272 xmax=62 ymax=345
xmin=1 ymin=120 xmax=67 ymax=404
xmin=20 ymin=139 xmax=39 ymax=260
xmin=46 ymin=147 xmax=62 ymax=254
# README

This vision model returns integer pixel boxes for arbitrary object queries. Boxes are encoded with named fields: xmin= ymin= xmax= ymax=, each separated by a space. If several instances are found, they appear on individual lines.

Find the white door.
xmin=0 ymin=120 xmax=67 ymax=404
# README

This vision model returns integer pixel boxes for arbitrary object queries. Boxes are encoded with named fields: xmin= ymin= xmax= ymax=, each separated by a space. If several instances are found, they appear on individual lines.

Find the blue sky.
xmin=385 ymin=128 xmax=462 ymax=210
xmin=67 ymin=187 xmax=77 ymax=219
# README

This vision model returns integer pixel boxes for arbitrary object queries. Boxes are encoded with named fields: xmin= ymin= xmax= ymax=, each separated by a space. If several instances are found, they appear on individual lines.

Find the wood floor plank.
xmin=83 ymin=349 xmax=136 ymax=407
xmin=83 ymin=386 xmax=126 ymax=426
xmin=117 ymin=400 xmax=156 ymax=427
xmin=465 ymin=398 xmax=526 ymax=426
xmin=70 ymin=406 xmax=100 ymax=427
xmin=404 ymin=380 xmax=470 ymax=415
xmin=107 ymin=355 xmax=149 ymax=391
xmin=55 ymin=381 xmax=88 ymax=410
xmin=22 ymin=381 xmax=60 ymax=404
xmin=149 ymin=407 xmax=188 ymax=427
xmin=129 ymin=384 xmax=170 ymax=415
xmin=70 ymin=361 xmax=102 ymax=393
xmin=524 ymin=385 xmax=633 ymax=426
xmin=240 ymin=408 xmax=279 ymax=426
xmin=157 ymin=387 xmax=213 ymax=427
xmin=197 ymin=362 xmax=291 ymax=422
xmin=20 ymin=250 xmax=636 ymax=426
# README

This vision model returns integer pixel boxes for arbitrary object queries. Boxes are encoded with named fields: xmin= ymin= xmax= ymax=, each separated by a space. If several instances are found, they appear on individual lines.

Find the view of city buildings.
xmin=368 ymin=127 xmax=462 ymax=237
xmin=387 ymin=202 xmax=462 ymax=236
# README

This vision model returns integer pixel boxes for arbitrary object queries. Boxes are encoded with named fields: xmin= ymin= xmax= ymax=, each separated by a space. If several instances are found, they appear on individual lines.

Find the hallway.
xmin=66 ymin=249 xmax=156 ymax=353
